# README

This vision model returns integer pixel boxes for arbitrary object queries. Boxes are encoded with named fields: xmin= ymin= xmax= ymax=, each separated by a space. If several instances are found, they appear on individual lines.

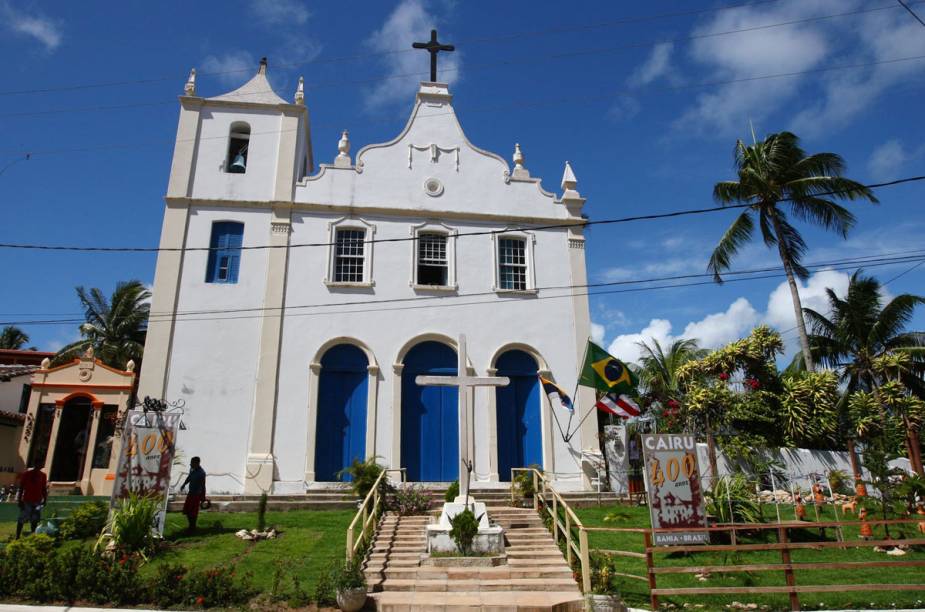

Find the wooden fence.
xmin=587 ymin=518 xmax=925 ymax=611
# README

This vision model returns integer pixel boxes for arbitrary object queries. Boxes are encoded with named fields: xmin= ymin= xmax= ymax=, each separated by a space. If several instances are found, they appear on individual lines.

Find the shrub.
xmin=1 ymin=534 xmax=57 ymax=601
xmin=183 ymin=566 xmax=254 ymax=608
xmin=449 ymin=508 xmax=481 ymax=555
xmin=331 ymin=556 xmax=367 ymax=592
xmin=514 ymin=465 xmax=541 ymax=499
xmin=73 ymin=550 xmax=140 ymax=606
xmin=827 ymin=469 xmax=851 ymax=495
xmin=389 ymin=484 xmax=431 ymax=515
xmin=256 ymin=492 xmax=268 ymax=532
xmin=149 ymin=563 xmax=189 ymax=608
xmin=337 ymin=456 xmax=384 ymax=498
xmin=97 ymin=493 xmax=160 ymax=556
xmin=445 ymin=480 xmax=459 ymax=502
xmin=313 ymin=563 xmax=337 ymax=606
xmin=706 ymin=473 xmax=763 ymax=524
xmin=59 ymin=500 xmax=109 ymax=540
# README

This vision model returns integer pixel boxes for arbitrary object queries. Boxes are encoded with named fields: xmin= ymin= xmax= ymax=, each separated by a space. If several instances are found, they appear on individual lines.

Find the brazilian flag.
xmin=578 ymin=341 xmax=638 ymax=395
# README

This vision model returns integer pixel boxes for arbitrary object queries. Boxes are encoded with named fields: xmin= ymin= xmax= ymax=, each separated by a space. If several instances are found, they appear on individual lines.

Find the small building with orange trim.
xmin=16 ymin=348 xmax=135 ymax=496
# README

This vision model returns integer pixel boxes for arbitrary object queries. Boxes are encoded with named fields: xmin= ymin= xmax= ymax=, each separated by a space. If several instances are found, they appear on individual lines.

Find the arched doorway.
xmin=401 ymin=341 xmax=458 ymax=482
xmin=495 ymin=349 xmax=542 ymax=480
xmin=314 ymin=344 xmax=369 ymax=481
xmin=50 ymin=397 xmax=93 ymax=482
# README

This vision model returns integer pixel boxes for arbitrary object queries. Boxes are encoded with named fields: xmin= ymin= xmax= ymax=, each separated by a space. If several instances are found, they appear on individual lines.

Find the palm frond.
xmin=708 ymin=211 xmax=754 ymax=282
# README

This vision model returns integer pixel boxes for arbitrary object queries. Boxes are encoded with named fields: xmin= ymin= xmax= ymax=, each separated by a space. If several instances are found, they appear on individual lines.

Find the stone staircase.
xmin=367 ymin=507 xmax=583 ymax=610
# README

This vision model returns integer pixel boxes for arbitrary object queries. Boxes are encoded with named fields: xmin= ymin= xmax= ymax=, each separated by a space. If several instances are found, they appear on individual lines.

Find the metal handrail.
xmin=511 ymin=467 xmax=591 ymax=593
xmin=345 ymin=467 xmax=406 ymax=561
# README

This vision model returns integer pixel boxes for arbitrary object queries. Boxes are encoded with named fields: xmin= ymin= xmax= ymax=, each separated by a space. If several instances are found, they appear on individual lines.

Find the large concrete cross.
xmin=416 ymin=334 xmax=509 ymax=502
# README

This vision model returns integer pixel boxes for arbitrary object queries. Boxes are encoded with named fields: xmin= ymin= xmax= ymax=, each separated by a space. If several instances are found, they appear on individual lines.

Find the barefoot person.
xmin=180 ymin=456 xmax=206 ymax=532
xmin=16 ymin=463 xmax=48 ymax=539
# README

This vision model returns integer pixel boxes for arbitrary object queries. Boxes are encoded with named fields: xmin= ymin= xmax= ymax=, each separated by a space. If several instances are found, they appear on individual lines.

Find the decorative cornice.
xmin=271 ymin=222 xmax=291 ymax=235
xmin=568 ymin=238 xmax=585 ymax=249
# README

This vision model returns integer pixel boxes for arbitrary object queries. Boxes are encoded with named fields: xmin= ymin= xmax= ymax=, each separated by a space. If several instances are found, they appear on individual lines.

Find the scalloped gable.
xmin=296 ymin=82 xmax=566 ymax=219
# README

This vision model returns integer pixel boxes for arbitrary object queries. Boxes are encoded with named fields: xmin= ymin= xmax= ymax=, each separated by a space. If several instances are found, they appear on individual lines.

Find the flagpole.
xmin=565 ymin=337 xmax=592 ymax=441
xmin=542 ymin=378 xmax=570 ymax=443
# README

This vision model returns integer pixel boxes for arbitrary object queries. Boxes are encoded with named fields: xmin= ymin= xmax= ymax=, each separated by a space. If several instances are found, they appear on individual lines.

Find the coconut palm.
xmin=804 ymin=271 xmax=924 ymax=473
xmin=55 ymin=280 xmax=150 ymax=369
xmin=708 ymin=131 xmax=878 ymax=371
xmin=636 ymin=337 xmax=706 ymax=405
xmin=0 ymin=326 xmax=30 ymax=349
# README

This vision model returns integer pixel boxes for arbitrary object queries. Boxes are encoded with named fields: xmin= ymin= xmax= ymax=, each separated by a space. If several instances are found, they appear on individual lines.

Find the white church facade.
xmin=139 ymin=58 xmax=599 ymax=495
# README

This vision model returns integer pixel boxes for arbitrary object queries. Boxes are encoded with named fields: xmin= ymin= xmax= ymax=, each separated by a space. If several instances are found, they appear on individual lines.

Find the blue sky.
xmin=1 ymin=0 xmax=924 ymax=363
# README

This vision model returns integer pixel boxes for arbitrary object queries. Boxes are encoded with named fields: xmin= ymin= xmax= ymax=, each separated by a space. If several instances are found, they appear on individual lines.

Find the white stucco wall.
xmin=151 ymin=80 xmax=593 ymax=494
xmin=165 ymin=206 xmax=269 ymax=493
xmin=0 ymin=374 xmax=29 ymax=412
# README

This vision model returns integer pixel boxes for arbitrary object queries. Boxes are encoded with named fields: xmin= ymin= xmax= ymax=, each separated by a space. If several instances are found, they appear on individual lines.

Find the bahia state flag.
xmin=579 ymin=341 xmax=639 ymax=395
xmin=539 ymin=376 xmax=574 ymax=414
xmin=596 ymin=393 xmax=641 ymax=419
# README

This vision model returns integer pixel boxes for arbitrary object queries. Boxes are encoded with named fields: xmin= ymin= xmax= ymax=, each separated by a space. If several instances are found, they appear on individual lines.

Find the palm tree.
xmin=0 ymin=326 xmax=30 ymax=349
xmin=804 ymin=271 xmax=924 ymax=474
xmin=636 ymin=337 xmax=706 ymax=404
xmin=709 ymin=131 xmax=878 ymax=371
xmin=56 ymin=280 xmax=151 ymax=370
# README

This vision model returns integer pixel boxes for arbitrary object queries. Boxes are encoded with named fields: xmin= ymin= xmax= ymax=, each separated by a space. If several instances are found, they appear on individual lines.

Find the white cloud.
xmin=363 ymin=0 xmax=461 ymax=110
xmin=675 ymin=1 xmax=831 ymax=136
xmin=866 ymin=139 xmax=925 ymax=182
xmin=868 ymin=139 xmax=908 ymax=181
xmin=683 ymin=297 xmax=761 ymax=347
xmin=0 ymin=1 xmax=61 ymax=51
xmin=249 ymin=0 xmax=311 ymax=26
xmin=629 ymin=42 xmax=674 ymax=87
xmin=591 ymin=322 xmax=606 ymax=344
xmin=201 ymin=51 xmax=256 ymax=87
xmin=601 ymin=269 xmax=882 ymax=365
xmin=608 ymin=319 xmax=675 ymax=364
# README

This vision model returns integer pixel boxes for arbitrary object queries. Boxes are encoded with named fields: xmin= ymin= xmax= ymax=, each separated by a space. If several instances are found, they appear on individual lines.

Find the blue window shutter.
xmin=206 ymin=222 xmax=244 ymax=283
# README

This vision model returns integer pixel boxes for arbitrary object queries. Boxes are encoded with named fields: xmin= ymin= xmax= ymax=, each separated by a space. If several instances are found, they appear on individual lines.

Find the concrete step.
xmin=379 ymin=577 xmax=579 ymax=593
xmin=373 ymin=590 xmax=583 ymax=611
xmin=372 ymin=566 xmax=575 ymax=581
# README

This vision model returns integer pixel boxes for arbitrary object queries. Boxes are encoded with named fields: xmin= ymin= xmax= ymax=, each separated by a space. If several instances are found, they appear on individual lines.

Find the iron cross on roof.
xmin=412 ymin=29 xmax=454 ymax=82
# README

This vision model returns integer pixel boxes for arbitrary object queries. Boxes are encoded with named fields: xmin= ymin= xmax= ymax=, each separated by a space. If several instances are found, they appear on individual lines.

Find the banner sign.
xmin=640 ymin=434 xmax=709 ymax=545
xmin=110 ymin=410 xmax=181 ymax=535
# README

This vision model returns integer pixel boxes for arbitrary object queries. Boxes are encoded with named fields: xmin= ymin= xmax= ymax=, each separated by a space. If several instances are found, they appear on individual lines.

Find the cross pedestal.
xmin=416 ymin=334 xmax=509 ymax=555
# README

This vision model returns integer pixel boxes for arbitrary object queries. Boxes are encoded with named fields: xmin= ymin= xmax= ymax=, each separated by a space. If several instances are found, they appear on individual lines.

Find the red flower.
xmin=196 ymin=596 xmax=205 ymax=606
xmin=718 ymin=372 xmax=730 ymax=381
xmin=667 ymin=399 xmax=680 ymax=409
xmin=746 ymin=378 xmax=760 ymax=390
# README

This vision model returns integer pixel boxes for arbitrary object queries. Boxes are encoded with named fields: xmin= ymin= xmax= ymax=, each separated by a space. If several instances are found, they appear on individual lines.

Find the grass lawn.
xmin=576 ymin=503 xmax=925 ymax=611
xmin=1 ymin=502 xmax=354 ymax=600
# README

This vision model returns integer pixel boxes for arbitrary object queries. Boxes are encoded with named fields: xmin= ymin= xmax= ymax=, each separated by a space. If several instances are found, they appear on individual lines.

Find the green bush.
xmin=389 ymin=484 xmax=431 ymax=515
xmin=313 ymin=563 xmax=337 ymax=606
xmin=445 ymin=480 xmax=459 ymax=502
xmin=827 ymin=469 xmax=851 ymax=495
xmin=59 ymin=500 xmax=109 ymax=540
xmin=98 ymin=493 xmax=160 ymax=556
xmin=337 ymin=456 xmax=384 ymax=498
xmin=184 ymin=565 xmax=254 ymax=608
xmin=449 ymin=508 xmax=481 ymax=555
xmin=149 ymin=563 xmax=189 ymax=608
xmin=331 ymin=556 xmax=367 ymax=591
xmin=1 ymin=534 xmax=57 ymax=601
xmin=706 ymin=473 xmax=763 ymax=524
xmin=72 ymin=550 xmax=140 ymax=606
xmin=514 ymin=465 xmax=541 ymax=499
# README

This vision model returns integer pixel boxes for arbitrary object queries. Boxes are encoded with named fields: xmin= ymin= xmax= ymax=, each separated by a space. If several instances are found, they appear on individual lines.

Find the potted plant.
xmin=333 ymin=558 xmax=367 ymax=611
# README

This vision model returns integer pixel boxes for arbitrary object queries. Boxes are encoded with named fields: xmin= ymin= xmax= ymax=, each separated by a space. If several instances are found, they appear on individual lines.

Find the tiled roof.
xmin=0 ymin=364 xmax=38 ymax=382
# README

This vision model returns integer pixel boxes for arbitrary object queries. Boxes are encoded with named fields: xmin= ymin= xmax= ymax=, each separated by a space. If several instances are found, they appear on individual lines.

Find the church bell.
xmin=229 ymin=150 xmax=247 ymax=173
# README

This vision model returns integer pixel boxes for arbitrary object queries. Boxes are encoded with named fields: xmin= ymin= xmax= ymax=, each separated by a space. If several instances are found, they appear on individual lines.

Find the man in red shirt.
xmin=16 ymin=463 xmax=48 ymax=539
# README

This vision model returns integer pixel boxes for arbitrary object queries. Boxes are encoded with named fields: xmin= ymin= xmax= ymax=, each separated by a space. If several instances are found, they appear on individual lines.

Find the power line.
xmin=897 ymin=0 xmax=925 ymax=26
xmin=0 ymin=0 xmax=792 ymax=97
xmin=0 ymin=2 xmax=917 ymax=120
xmin=6 ymin=51 xmax=925 ymax=158
xmin=0 ymin=176 xmax=920 ymax=254
xmin=3 ymin=251 xmax=923 ymax=328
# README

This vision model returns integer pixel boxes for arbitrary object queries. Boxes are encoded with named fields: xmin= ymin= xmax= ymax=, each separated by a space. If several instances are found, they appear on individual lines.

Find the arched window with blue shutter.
xmin=206 ymin=221 xmax=244 ymax=283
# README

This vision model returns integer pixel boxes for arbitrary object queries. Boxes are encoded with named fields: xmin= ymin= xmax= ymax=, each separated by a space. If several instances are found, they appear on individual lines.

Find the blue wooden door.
xmin=401 ymin=341 xmax=458 ymax=482
xmin=495 ymin=350 xmax=542 ymax=481
xmin=315 ymin=344 xmax=368 ymax=482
